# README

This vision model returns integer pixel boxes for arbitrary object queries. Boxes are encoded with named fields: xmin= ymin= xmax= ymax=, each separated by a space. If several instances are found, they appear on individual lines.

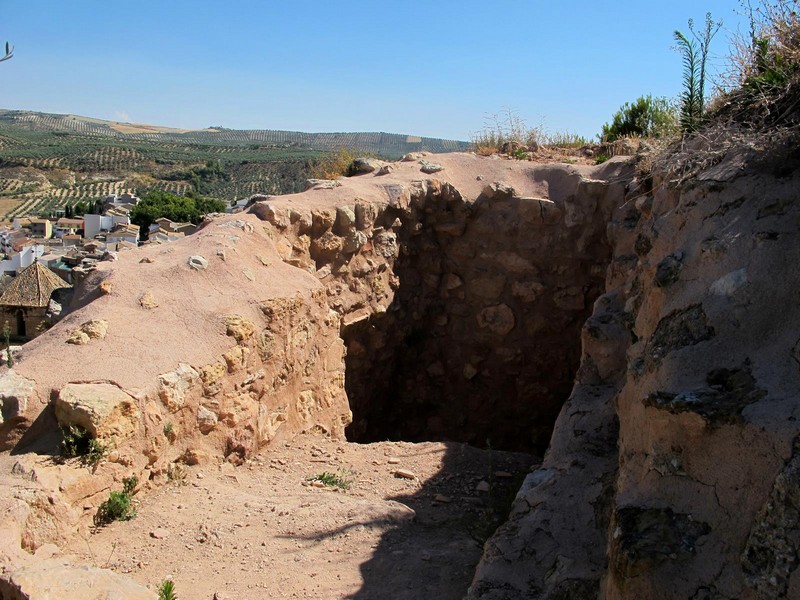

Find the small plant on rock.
xmin=511 ymin=147 xmax=529 ymax=160
xmin=594 ymin=152 xmax=611 ymax=165
xmin=60 ymin=424 xmax=106 ymax=467
xmin=85 ymin=438 xmax=108 ymax=468
xmin=166 ymin=463 xmax=187 ymax=485
xmin=163 ymin=422 xmax=174 ymax=439
xmin=60 ymin=424 xmax=92 ymax=458
xmin=2 ymin=322 xmax=12 ymax=368
xmin=158 ymin=580 xmax=177 ymax=600
xmin=307 ymin=470 xmax=353 ymax=490
xmin=95 ymin=476 xmax=138 ymax=526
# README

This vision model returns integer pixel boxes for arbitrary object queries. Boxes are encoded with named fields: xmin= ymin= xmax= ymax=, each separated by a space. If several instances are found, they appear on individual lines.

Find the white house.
xmin=0 ymin=244 xmax=45 ymax=275
xmin=106 ymin=224 xmax=140 ymax=246
xmin=53 ymin=218 xmax=85 ymax=239
xmin=84 ymin=211 xmax=131 ymax=240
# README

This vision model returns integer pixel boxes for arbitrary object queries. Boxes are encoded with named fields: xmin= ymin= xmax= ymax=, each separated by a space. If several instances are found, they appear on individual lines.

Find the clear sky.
xmin=2 ymin=1 xmax=745 ymax=141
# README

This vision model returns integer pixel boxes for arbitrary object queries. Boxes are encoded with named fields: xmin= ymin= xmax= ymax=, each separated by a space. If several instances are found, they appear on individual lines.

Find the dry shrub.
xmin=647 ymin=1 xmax=800 ymax=188
xmin=471 ymin=109 xmax=545 ymax=155
xmin=714 ymin=0 xmax=800 ymax=127
xmin=308 ymin=147 xmax=359 ymax=180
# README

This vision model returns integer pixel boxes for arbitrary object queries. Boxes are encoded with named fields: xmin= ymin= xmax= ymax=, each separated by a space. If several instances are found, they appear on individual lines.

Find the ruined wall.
xmin=255 ymin=164 xmax=628 ymax=453
xmin=0 ymin=152 xmax=637 ymax=589
xmin=470 ymin=139 xmax=800 ymax=599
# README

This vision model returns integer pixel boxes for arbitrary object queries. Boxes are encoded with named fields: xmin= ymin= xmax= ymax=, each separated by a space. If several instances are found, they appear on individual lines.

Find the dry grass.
xmin=712 ymin=1 xmax=800 ymax=127
xmin=471 ymin=109 xmax=545 ymax=156
xmin=472 ymin=120 xmax=589 ymax=157
xmin=643 ymin=2 xmax=800 ymax=189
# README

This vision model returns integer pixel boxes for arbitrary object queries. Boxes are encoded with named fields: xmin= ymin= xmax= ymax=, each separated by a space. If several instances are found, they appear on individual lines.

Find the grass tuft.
xmin=307 ymin=470 xmax=353 ymax=490
xmin=158 ymin=580 xmax=177 ymax=600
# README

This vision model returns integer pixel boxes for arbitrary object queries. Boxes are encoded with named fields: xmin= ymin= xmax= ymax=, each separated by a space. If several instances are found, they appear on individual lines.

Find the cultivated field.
xmin=0 ymin=109 xmax=469 ymax=219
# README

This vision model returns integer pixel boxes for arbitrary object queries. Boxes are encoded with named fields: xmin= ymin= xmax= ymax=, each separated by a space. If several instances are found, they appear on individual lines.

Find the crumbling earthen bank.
xmin=2 ymin=144 xmax=797 ymax=599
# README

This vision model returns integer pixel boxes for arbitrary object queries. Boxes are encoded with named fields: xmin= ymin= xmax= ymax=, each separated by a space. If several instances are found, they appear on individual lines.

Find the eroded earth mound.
xmin=0 ymin=142 xmax=797 ymax=599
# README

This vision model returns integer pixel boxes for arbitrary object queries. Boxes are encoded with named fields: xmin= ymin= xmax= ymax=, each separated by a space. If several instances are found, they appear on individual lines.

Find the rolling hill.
xmin=0 ymin=109 xmax=470 ymax=219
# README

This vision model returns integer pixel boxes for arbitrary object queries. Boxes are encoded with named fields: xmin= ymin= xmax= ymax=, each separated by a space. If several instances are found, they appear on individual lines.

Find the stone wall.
xmin=254 ymin=166 xmax=628 ymax=452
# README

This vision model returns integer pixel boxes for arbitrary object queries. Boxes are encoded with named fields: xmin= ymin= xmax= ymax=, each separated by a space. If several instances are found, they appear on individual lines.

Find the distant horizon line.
xmin=0 ymin=107 xmax=471 ymax=143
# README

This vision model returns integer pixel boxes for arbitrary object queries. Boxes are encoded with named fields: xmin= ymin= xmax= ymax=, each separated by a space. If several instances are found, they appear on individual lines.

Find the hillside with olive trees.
xmin=0 ymin=109 xmax=469 ymax=220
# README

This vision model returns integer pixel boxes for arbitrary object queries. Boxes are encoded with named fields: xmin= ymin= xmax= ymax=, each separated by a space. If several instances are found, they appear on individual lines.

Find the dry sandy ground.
xmin=62 ymin=435 xmax=536 ymax=599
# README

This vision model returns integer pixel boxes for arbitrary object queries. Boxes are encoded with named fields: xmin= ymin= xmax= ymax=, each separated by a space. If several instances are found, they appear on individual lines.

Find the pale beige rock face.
xmin=0 ymin=371 xmax=35 ymax=427
xmin=54 ymin=383 xmax=140 ymax=440
xmin=0 ymin=559 xmax=156 ymax=599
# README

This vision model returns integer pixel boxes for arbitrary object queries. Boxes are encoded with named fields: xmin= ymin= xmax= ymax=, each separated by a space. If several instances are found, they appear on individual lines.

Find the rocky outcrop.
xmin=4 ymin=146 xmax=796 ymax=598
xmin=0 ymin=371 xmax=35 ymax=429
xmin=470 ymin=139 xmax=800 ymax=598
xmin=54 ymin=383 xmax=140 ymax=440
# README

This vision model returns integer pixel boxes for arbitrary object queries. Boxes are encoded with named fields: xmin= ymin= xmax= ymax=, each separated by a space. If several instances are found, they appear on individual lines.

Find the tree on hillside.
xmin=130 ymin=190 xmax=226 ymax=237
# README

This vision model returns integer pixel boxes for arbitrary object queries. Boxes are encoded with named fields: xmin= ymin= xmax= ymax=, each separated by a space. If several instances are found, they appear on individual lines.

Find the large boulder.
xmin=54 ymin=383 xmax=139 ymax=440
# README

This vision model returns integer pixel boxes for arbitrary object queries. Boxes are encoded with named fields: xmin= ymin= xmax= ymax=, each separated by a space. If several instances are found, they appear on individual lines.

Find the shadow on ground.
xmin=295 ymin=442 xmax=537 ymax=600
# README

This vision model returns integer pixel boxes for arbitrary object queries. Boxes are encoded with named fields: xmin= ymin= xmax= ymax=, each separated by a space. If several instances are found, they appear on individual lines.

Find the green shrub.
xmin=308 ymin=147 xmax=361 ymax=179
xmin=307 ymin=470 xmax=353 ymax=490
xmin=60 ymin=424 xmax=92 ymax=458
xmin=594 ymin=153 xmax=611 ymax=165
xmin=600 ymin=96 xmax=677 ymax=141
xmin=158 ymin=580 xmax=177 ymax=600
xmin=60 ymin=424 xmax=107 ymax=467
xmin=95 ymin=476 xmax=138 ymax=526
xmin=85 ymin=438 xmax=108 ymax=468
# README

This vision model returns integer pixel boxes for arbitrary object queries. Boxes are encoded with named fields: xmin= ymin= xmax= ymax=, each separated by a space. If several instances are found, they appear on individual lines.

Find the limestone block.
xmin=383 ymin=184 xmax=410 ymax=210
xmin=139 ymin=290 xmax=158 ymax=309
xmin=223 ymin=315 xmax=256 ymax=342
xmin=512 ymin=281 xmax=545 ymax=303
xmin=199 ymin=362 xmax=226 ymax=385
xmin=311 ymin=231 xmax=344 ymax=263
xmin=335 ymin=206 xmax=357 ymax=234
xmin=55 ymin=383 xmax=140 ymax=440
xmin=354 ymin=200 xmax=378 ymax=230
xmin=197 ymin=405 xmax=218 ymax=434
xmin=223 ymin=346 xmax=250 ymax=373
xmin=187 ymin=255 xmax=208 ymax=270
xmin=351 ymin=157 xmax=385 ymax=174
xmin=477 ymin=304 xmax=516 ymax=336
xmin=66 ymin=320 xmax=109 ymax=345
xmin=518 ymin=197 xmax=562 ymax=225
xmin=0 ymin=370 xmax=35 ymax=426
xmin=157 ymin=363 xmax=201 ymax=412
xmin=0 ymin=559 xmax=156 ymax=599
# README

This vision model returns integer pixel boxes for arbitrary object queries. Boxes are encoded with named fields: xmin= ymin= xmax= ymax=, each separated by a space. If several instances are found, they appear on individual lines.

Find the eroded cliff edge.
xmin=469 ymin=135 xmax=800 ymax=599
xmin=0 ymin=152 xmax=631 ymax=595
xmin=2 ymin=136 xmax=796 ymax=598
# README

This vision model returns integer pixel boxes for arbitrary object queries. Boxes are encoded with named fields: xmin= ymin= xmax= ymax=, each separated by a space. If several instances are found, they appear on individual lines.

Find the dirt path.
xmin=62 ymin=435 xmax=536 ymax=599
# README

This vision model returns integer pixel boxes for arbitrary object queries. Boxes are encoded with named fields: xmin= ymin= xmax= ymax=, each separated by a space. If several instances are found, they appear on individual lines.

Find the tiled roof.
xmin=0 ymin=261 xmax=72 ymax=308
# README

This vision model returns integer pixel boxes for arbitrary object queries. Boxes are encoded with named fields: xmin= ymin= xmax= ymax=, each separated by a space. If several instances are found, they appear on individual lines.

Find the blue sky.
xmin=2 ymin=1 xmax=745 ymax=141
